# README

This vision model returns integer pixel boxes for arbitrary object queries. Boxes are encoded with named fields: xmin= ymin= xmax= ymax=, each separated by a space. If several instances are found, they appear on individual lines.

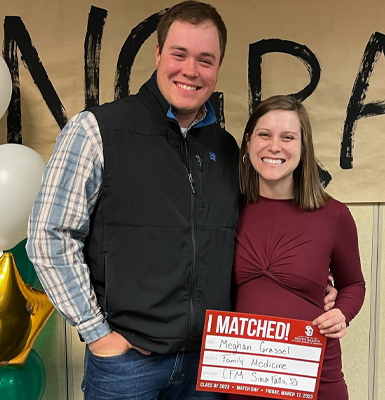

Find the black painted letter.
xmin=248 ymin=39 xmax=321 ymax=112
xmin=84 ymin=6 xmax=108 ymax=108
xmin=3 ymin=16 xmax=68 ymax=143
xmin=340 ymin=32 xmax=385 ymax=169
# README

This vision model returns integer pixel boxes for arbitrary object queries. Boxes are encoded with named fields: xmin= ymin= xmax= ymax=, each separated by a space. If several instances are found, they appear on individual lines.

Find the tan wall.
xmin=341 ymin=205 xmax=372 ymax=400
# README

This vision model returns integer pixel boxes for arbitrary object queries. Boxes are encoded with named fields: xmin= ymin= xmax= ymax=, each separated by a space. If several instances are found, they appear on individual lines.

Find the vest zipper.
xmin=195 ymin=154 xmax=202 ymax=171
xmin=188 ymin=173 xmax=196 ymax=194
xmin=182 ymin=138 xmax=198 ymax=350
xmin=195 ymin=154 xmax=203 ymax=199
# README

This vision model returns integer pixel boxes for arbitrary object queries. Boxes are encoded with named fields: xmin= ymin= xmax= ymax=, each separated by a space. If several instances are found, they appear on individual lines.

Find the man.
xmin=27 ymin=2 xmax=336 ymax=399
xmin=28 ymin=2 xmax=237 ymax=399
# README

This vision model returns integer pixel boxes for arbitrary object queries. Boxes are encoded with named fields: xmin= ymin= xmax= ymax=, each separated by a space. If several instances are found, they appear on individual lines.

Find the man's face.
xmin=156 ymin=20 xmax=221 ymax=128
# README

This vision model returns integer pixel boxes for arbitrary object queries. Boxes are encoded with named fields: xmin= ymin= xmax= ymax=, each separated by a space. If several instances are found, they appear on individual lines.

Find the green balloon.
xmin=6 ymin=239 xmax=40 ymax=288
xmin=0 ymin=349 xmax=46 ymax=400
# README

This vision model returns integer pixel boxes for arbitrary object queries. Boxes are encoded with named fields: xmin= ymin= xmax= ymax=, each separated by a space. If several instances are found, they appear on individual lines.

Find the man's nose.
xmin=182 ymin=58 xmax=198 ymax=77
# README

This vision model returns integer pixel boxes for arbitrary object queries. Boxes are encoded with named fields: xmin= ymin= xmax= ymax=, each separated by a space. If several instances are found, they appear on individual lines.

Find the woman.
xmin=229 ymin=96 xmax=365 ymax=400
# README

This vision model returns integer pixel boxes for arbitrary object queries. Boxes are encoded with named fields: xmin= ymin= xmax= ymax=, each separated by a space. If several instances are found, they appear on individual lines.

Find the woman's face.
xmin=247 ymin=109 xmax=302 ymax=197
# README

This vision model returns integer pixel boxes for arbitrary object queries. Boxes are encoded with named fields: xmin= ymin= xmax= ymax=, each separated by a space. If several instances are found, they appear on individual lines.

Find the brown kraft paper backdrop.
xmin=0 ymin=0 xmax=384 ymax=202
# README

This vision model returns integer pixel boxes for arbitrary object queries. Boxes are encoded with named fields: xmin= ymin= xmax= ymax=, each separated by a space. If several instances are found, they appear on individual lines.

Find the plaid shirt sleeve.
xmin=27 ymin=111 xmax=111 ymax=343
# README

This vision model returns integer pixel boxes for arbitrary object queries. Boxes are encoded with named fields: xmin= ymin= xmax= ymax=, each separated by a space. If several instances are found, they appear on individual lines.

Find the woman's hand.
xmin=312 ymin=308 xmax=347 ymax=339
xmin=323 ymin=272 xmax=338 ymax=311
xmin=88 ymin=331 xmax=151 ymax=357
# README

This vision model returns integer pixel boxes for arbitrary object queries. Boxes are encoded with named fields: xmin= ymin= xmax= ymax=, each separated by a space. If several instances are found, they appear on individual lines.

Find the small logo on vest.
xmin=209 ymin=151 xmax=216 ymax=161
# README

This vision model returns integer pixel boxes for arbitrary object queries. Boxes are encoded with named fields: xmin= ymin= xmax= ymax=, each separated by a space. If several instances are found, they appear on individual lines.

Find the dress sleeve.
xmin=26 ymin=111 xmax=111 ymax=343
xmin=330 ymin=204 xmax=366 ymax=325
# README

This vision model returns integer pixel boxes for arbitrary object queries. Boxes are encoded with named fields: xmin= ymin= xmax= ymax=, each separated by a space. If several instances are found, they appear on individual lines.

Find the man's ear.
xmin=155 ymin=42 xmax=161 ymax=67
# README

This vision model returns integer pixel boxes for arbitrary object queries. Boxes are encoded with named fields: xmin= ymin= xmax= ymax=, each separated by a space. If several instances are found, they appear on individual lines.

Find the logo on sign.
xmin=305 ymin=325 xmax=314 ymax=337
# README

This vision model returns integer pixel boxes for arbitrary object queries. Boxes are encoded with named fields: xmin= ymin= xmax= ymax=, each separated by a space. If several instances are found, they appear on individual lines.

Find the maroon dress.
xmin=228 ymin=196 xmax=365 ymax=400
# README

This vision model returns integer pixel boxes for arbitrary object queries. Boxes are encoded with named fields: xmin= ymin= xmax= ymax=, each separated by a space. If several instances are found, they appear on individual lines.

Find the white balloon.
xmin=0 ymin=144 xmax=46 ymax=250
xmin=0 ymin=56 xmax=12 ymax=120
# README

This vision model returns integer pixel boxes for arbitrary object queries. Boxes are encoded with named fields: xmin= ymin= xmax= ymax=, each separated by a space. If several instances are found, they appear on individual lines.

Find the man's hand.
xmin=312 ymin=308 xmax=347 ymax=339
xmin=324 ymin=272 xmax=338 ymax=311
xmin=88 ymin=331 xmax=151 ymax=357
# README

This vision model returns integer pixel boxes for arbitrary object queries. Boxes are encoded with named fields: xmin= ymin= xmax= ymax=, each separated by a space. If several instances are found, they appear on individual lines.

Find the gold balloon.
xmin=0 ymin=252 xmax=54 ymax=366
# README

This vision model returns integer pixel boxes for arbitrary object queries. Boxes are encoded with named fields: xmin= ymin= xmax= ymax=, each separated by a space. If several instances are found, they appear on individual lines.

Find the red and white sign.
xmin=196 ymin=310 xmax=327 ymax=399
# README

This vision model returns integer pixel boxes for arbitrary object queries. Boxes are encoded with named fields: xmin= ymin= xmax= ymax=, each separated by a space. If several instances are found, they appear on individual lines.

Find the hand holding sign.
xmin=313 ymin=309 xmax=347 ymax=339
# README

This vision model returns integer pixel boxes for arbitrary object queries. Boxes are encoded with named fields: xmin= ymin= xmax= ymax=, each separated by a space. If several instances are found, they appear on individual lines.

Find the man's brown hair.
xmin=157 ymin=1 xmax=227 ymax=64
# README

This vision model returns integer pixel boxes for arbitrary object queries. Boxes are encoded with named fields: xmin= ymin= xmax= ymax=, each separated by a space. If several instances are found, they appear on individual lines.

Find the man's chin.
xmin=172 ymin=106 xmax=200 ymax=117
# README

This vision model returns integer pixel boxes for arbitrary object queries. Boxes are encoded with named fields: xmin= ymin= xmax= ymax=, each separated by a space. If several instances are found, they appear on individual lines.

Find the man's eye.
xmin=200 ymin=59 xmax=212 ymax=65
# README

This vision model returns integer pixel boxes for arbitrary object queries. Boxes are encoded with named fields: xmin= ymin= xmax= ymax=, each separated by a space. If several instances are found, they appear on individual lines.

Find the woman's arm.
xmin=313 ymin=203 xmax=365 ymax=338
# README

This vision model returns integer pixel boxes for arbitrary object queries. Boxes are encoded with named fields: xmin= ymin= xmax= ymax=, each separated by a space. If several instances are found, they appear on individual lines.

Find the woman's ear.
xmin=245 ymin=133 xmax=250 ymax=152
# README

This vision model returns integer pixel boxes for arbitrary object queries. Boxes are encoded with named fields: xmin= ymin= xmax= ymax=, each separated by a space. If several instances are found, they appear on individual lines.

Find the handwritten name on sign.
xmin=196 ymin=310 xmax=327 ymax=399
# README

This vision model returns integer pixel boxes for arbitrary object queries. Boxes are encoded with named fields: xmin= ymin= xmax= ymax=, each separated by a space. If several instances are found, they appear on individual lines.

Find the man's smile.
xmin=176 ymin=82 xmax=199 ymax=91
